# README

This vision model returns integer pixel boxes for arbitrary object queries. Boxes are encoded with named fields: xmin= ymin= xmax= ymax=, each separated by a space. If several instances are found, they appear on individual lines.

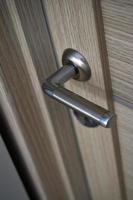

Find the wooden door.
xmin=0 ymin=0 xmax=132 ymax=200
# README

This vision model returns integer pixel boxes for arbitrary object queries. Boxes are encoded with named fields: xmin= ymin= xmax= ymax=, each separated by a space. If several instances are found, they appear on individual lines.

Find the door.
xmin=0 ymin=0 xmax=132 ymax=200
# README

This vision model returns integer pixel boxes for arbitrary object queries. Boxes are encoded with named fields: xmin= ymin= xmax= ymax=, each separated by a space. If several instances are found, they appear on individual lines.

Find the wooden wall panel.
xmin=102 ymin=1 xmax=133 ymax=199
xmin=0 ymin=0 xmax=91 ymax=199
xmin=101 ymin=0 xmax=133 ymax=106
xmin=43 ymin=0 xmax=125 ymax=199
xmin=115 ymin=102 xmax=133 ymax=200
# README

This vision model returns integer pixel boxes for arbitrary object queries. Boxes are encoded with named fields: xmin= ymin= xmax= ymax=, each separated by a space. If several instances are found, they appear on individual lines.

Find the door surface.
xmin=0 ymin=0 xmax=132 ymax=200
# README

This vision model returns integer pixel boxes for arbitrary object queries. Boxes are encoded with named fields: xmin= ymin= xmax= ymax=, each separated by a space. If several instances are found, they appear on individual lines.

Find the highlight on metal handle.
xmin=42 ymin=49 xmax=116 ymax=128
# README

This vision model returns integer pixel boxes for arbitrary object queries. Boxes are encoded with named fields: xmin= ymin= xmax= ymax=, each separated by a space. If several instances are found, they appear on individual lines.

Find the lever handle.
xmin=42 ymin=49 xmax=116 ymax=128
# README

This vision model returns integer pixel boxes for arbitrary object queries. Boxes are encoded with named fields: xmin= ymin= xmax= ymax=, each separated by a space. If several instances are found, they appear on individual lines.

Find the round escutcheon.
xmin=62 ymin=48 xmax=91 ymax=81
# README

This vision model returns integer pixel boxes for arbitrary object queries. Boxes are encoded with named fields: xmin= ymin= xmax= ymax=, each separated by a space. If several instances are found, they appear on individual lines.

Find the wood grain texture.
xmin=0 ymin=75 xmax=47 ymax=200
xmin=101 ymin=2 xmax=133 ymax=199
xmin=101 ymin=0 xmax=133 ymax=106
xmin=115 ymin=102 xmax=133 ymax=200
xmin=0 ymin=0 xmax=93 ymax=199
xmin=0 ymin=0 xmax=79 ymax=199
xmin=43 ymin=0 xmax=125 ymax=199
xmin=13 ymin=0 xmax=91 ymax=199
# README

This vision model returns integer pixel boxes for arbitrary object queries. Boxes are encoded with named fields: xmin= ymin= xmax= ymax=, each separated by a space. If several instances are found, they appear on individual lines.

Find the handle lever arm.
xmin=43 ymin=63 xmax=115 ymax=128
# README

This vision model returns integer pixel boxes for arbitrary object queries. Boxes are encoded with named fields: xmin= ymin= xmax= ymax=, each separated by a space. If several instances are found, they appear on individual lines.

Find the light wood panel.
xmin=101 ymin=1 xmax=133 ymax=199
xmin=43 ymin=0 xmax=126 ymax=199
xmin=0 ymin=0 xmax=89 ymax=199
xmin=115 ymin=102 xmax=133 ymax=200
xmin=101 ymin=0 xmax=133 ymax=105
xmin=13 ymin=1 xmax=90 ymax=199
xmin=0 ymin=78 xmax=46 ymax=200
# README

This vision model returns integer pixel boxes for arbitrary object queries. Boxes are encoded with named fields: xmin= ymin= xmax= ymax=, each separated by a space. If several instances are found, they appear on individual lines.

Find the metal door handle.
xmin=42 ymin=49 xmax=116 ymax=128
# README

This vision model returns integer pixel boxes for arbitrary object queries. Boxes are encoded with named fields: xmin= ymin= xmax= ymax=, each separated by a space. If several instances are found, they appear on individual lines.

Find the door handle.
xmin=42 ymin=49 xmax=116 ymax=128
